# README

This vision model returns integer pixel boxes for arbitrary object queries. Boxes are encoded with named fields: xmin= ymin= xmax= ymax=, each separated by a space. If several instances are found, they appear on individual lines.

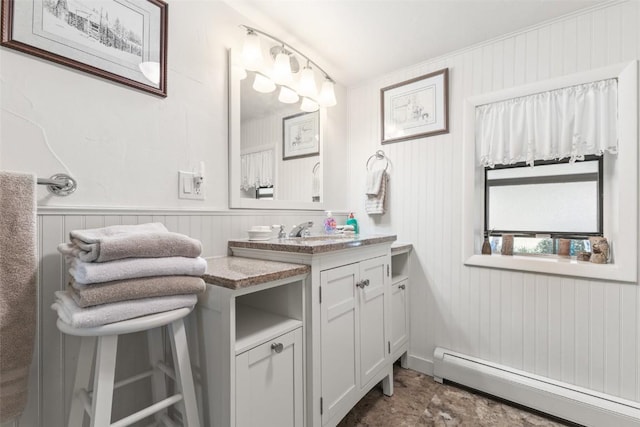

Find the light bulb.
xmin=138 ymin=62 xmax=160 ymax=85
xmin=318 ymin=78 xmax=337 ymax=107
xmin=279 ymin=86 xmax=299 ymax=104
xmin=272 ymin=50 xmax=293 ymax=85
xmin=242 ymin=30 xmax=263 ymax=71
xmin=298 ymin=65 xmax=318 ymax=98
xmin=300 ymin=97 xmax=319 ymax=112
xmin=253 ymin=73 xmax=276 ymax=93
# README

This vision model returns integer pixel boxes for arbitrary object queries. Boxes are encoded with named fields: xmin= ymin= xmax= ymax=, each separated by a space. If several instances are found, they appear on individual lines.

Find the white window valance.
xmin=240 ymin=149 xmax=273 ymax=190
xmin=476 ymin=78 xmax=618 ymax=167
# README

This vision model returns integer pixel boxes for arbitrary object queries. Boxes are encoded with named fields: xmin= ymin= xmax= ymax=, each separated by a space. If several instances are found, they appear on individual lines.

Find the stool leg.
xmin=68 ymin=336 xmax=97 ymax=427
xmin=90 ymin=334 xmax=118 ymax=427
xmin=168 ymin=318 xmax=200 ymax=427
xmin=147 ymin=327 xmax=168 ymax=423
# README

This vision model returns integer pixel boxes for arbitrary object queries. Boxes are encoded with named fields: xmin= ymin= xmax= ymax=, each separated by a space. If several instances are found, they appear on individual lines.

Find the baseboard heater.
xmin=433 ymin=347 xmax=640 ymax=427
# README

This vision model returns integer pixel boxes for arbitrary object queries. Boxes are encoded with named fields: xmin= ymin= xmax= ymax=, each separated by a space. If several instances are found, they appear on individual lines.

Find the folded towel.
xmin=69 ymin=276 xmax=206 ymax=307
xmin=58 ymin=223 xmax=202 ymax=262
xmin=365 ymin=169 xmax=385 ymax=196
xmin=0 ymin=171 xmax=37 ymax=423
xmin=365 ymin=171 xmax=388 ymax=215
xmin=69 ymin=256 xmax=207 ymax=285
xmin=52 ymin=290 xmax=198 ymax=328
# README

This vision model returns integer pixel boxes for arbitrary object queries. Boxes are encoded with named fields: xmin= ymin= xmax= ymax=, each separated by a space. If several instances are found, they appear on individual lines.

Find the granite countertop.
xmin=391 ymin=242 xmax=413 ymax=254
xmin=228 ymin=234 xmax=397 ymax=255
xmin=202 ymin=256 xmax=310 ymax=290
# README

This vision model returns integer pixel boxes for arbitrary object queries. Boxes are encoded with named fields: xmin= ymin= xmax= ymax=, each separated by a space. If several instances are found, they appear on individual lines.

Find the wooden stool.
xmin=57 ymin=307 xmax=200 ymax=427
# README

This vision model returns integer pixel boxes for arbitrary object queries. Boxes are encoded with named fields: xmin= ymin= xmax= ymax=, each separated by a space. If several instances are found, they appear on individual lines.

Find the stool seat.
xmin=60 ymin=307 xmax=200 ymax=427
xmin=57 ymin=307 xmax=192 ymax=336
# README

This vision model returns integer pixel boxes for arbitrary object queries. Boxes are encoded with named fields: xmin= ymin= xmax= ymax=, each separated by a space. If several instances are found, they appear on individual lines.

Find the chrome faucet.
xmin=289 ymin=221 xmax=314 ymax=238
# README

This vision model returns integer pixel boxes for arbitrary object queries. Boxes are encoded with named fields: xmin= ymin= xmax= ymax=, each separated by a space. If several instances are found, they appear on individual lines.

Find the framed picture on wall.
xmin=0 ymin=0 xmax=168 ymax=97
xmin=381 ymin=68 xmax=449 ymax=144
xmin=282 ymin=111 xmax=320 ymax=160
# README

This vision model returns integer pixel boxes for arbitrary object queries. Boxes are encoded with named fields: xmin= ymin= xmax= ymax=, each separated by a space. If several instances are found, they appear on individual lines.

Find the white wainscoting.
xmin=347 ymin=0 xmax=640 ymax=406
xmin=4 ymin=209 xmax=330 ymax=427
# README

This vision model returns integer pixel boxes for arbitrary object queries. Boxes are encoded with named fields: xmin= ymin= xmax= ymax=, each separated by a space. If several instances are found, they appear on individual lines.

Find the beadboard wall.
xmin=347 ymin=0 xmax=640 ymax=404
xmin=2 ymin=209 xmax=333 ymax=427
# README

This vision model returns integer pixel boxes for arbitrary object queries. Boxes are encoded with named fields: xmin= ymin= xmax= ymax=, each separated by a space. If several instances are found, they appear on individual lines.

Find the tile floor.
xmin=337 ymin=365 xmax=576 ymax=426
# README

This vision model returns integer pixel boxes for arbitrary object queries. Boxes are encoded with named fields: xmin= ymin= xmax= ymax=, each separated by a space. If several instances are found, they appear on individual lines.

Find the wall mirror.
xmin=229 ymin=49 xmax=325 ymax=210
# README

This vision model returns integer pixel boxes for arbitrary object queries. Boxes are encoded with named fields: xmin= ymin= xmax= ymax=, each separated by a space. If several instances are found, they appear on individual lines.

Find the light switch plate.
xmin=178 ymin=171 xmax=204 ymax=200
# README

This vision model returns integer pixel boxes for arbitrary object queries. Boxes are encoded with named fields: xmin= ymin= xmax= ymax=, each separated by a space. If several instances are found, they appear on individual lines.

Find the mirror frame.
xmin=228 ymin=49 xmax=325 ymax=210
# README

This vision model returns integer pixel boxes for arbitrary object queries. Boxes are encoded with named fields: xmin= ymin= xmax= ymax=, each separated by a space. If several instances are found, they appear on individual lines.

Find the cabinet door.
xmin=320 ymin=263 xmax=359 ymax=424
xmin=358 ymin=256 xmax=388 ymax=386
xmin=236 ymin=328 xmax=303 ymax=427
xmin=390 ymin=278 xmax=408 ymax=355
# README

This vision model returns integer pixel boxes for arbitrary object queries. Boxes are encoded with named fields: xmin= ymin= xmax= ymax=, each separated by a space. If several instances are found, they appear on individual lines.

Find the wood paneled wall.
xmin=347 ymin=0 xmax=640 ymax=403
xmin=3 ymin=210 xmax=330 ymax=427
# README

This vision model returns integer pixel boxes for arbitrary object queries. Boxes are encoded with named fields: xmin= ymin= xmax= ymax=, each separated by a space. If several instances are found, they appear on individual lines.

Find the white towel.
xmin=69 ymin=256 xmax=207 ymax=285
xmin=365 ymin=171 xmax=388 ymax=215
xmin=51 ymin=290 xmax=197 ymax=328
xmin=365 ymin=169 xmax=385 ymax=196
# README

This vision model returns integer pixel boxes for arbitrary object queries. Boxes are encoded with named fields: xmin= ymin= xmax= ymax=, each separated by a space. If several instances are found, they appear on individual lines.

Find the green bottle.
xmin=346 ymin=212 xmax=359 ymax=234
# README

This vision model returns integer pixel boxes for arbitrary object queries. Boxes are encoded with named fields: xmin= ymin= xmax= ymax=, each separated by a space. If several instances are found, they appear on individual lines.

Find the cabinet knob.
xmin=271 ymin=342 xmax=284 ymax=353
xmin=399 ymin=284 xmax=406 ymax=290
xmin=356 ymin=279 xmax=370 ymax=289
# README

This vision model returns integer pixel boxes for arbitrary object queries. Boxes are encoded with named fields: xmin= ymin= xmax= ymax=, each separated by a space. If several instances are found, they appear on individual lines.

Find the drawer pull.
xmin=271 ymin=342 xmax=284 ymax=353
xmin=399 ymin=284 xmax=406 ymax=290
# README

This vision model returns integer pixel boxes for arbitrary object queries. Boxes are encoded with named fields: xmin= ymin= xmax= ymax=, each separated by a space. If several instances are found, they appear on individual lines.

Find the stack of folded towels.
xmin=52 ymin=223 xmax=207 ymax=328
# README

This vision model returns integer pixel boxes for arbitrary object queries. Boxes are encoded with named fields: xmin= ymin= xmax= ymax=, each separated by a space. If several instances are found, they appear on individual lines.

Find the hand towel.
xmin=58 ymin=223 xmax=202 ymax=262
xmin=0 ymin=172 xmax=36 ymax=422
xmin=68 ymin=256 xmax=207 ymax=285
xmin=365 ymin=169 xmax=385 ymax=196
xmin=69 ymin=276 xmax=206 ymax=308
xmin=52 ymin=290 xmax=197 ymax=328
xmin=365 ymin=171 xmax=388 ymax=215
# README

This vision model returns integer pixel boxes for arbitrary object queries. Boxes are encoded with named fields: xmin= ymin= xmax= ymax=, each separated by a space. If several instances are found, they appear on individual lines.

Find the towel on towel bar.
xmin=68 ymin=256 xmax=207 ymax=285
xmin=0 ymin=171 xmax=37 ymax=422
xmin=52 ymin=290 xmax=197 ymax=328
xmin=69 ymin=275 xmax=206 ymax=307
xmin=58 ymin=223 xmax=202 ymax=262
xmin=365 ymin=168 xmax=385 ymax=196
xmin=365 ymin=170 xmax=388 ymax=215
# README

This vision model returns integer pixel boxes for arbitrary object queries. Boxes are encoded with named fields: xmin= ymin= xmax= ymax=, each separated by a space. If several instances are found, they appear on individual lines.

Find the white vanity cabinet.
xmin=319 ymin=256 xmax=389 ymax=423
xmin=390 ymin=244 xmax=411 ymax=364
xmin=194 ymin=257 xmax=309 ymax=427
xmin=229 ymin=235 xmax=398 ymax=427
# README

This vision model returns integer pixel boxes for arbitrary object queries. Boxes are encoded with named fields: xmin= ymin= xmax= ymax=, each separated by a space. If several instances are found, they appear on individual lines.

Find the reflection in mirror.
xmin=229 ymin=49 xmax=325 ymax=210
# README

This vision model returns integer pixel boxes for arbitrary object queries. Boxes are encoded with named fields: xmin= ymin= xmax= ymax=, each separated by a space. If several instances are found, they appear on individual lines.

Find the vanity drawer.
xmin=236 ymin=327 xmax=303 ymax=427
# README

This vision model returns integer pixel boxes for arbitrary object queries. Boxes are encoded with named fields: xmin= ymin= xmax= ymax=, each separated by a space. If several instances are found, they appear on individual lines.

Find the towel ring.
xmin=366 ymin=150 xmax=389 ymax=171
xmin=312 ymin=162 xmax=320 ymax=174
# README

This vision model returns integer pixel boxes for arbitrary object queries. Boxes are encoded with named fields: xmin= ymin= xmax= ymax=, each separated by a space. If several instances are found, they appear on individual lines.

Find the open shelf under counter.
xmin=235 ymin=304 xmax=303 ymax=355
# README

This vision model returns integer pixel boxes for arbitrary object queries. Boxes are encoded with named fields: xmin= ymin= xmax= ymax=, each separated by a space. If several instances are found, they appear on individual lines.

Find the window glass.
xmin=485 ymin=158 xmax=601 ymax=236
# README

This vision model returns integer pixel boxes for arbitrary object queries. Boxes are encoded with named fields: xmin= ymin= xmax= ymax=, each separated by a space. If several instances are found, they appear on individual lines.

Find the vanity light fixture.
xmin=242 ymin=29 xmax=263 ymax=71
xmin=253 ymin=73 xmax=276 ymax=93
xmin=240 ymin=25 xmax=337 ymax=111
xmin=279 ymin=86 xmax=300 ymax=104
xmin=300 ymin=97 xmax=320 ymax=112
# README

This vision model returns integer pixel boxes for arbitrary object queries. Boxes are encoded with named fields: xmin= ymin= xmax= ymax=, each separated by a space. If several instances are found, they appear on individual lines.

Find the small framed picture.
xmin=1 ymin=0 xmax=168 ymax=97
xmin=381 ymin=68 xmax=449 ymax=144
xmin=282 ymin=111 xmax=320 ymax=160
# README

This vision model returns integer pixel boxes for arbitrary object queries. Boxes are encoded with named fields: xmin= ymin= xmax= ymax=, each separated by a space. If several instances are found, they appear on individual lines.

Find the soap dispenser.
xmin=324 ymin=211 xmax=337 ymax=234
xmin=346 ymin=212 xmax=359 ymax=234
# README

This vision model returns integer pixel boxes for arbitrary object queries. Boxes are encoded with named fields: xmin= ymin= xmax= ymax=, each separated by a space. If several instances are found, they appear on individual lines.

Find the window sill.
xmin=464 ymin=254 xmax=636 ymax=282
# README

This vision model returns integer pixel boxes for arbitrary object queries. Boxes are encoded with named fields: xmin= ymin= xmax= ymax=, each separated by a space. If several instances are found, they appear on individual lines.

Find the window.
xmin=462 ymin=61 xmax=638 ymax=282
xmin=484 ymin=156 xmax=603 ymax=255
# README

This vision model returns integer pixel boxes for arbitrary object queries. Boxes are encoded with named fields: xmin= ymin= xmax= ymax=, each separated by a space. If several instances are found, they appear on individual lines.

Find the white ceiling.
xmin=228 ymin=0 xmax=604 ymax=87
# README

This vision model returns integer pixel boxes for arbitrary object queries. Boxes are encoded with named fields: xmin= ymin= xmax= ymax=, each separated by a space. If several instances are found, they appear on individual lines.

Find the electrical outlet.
xmin=178 ymin=171 xmax=204 ymax=200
